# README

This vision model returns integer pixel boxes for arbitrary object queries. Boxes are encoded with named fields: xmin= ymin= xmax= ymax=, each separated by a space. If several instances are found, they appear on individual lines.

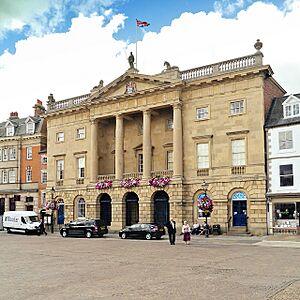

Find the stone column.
xmin=90 ymin=119 xmax=98 ymax=182
xmin=143 ymin=109 xmax=151 ymax=179
xmin=115 ymin=114 xmax=124 ymax=180
xmin=173 ymin=102 xmax=183 ymax=178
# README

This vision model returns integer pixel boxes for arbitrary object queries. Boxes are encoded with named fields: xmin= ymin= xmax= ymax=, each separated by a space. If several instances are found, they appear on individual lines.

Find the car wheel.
xmin=25 ymin=229 xmax=29 ymax=235
xmin=7 ymin=228 xmax=11 ymax=233
xmin=86 ymin=231 xmax=92 ymax=238
xmin=61 ymin=230 xmax=68 ymax=238
xmin=121 ymin=232 xmax=127 ymax=239
xmin=156 ymin=235 xmax=161 ymax=240
xmin=145 ymin=233 xmax=152 ymax=240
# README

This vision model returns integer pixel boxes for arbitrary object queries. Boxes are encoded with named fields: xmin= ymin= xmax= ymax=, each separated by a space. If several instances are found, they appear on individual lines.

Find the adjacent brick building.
xmin=0 ymin=100 xmax=46 ymax=223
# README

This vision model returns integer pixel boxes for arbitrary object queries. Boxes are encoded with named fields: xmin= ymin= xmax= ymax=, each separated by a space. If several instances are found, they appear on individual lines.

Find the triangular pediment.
xmin=282 ymin=94 xmax=300 ymax=105
xmin=90 ymin=71 xmax=180 ymax=101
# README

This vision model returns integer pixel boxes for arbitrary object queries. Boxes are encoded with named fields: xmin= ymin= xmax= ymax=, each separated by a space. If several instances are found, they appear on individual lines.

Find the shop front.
xmin=269 ymin=197 xmax=300 ymax=234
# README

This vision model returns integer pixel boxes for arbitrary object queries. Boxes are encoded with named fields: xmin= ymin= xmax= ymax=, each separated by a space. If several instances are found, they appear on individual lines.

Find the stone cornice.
xmin=226 ymin=130 xmax=249 ymax=136
xmin=192 ymin=135 xmax=213 ymax=140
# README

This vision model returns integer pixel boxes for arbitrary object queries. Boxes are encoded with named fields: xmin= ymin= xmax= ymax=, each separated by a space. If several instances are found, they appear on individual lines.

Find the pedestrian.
xmin=203 ymin=221 xmax=209 ymax=238
xmin=182 ymin=220 xmax=191 ymax=245
xmin=39 ymin=220 xmax=47 ymax=236
xmin=166 ymin=217 xmax=176 ymax=245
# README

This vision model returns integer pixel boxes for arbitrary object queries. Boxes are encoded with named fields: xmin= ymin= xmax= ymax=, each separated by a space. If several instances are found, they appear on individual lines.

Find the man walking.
xmin=166 ymin=217 xmax=176 ymax=245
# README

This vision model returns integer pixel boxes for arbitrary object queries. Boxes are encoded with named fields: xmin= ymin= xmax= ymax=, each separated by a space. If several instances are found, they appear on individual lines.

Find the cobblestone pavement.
xmin=0 ymin=232 xmax=300 ymax=300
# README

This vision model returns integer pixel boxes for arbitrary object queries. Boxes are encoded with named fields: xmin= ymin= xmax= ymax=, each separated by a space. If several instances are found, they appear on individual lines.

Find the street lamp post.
xmin=201 ymin=181 xmax=209 ymax=238
xmin=51 ymin=187 xmax=55 ymax=234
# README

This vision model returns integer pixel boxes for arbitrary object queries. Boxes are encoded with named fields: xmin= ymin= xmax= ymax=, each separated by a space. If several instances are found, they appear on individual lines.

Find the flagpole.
xmin=135 ymin=20 xmax=138 ymax=70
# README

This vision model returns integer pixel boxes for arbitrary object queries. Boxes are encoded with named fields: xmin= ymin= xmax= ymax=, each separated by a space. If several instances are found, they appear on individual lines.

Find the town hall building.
xmin=45 ymin=40 xmax=285 ymax=235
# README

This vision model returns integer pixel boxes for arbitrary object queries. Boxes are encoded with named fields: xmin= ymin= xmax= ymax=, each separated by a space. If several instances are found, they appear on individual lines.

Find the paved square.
xmin=0 ymin=232 xmax=299 ymax=300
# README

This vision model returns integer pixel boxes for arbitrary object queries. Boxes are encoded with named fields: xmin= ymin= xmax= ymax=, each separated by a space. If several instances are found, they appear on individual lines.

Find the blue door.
xmin=233 ymin=200 xmax=247 ymax=226
xmin=154 ymin=191 xmax=169 ymax=225
xmin=100 ymin=194 xmax=112 ymax=226
xmin=126 ymin=192 xmax=139 ymax=226
xmin=57 ymin=204 xmax=64 ymax=225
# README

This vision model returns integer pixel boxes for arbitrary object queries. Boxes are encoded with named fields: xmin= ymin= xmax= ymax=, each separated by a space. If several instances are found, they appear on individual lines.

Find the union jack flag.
xmin=136 ymin=19 xmax=150 ymax=27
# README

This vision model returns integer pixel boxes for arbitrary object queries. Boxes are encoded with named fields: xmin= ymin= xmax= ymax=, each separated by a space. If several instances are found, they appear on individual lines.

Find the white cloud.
xmin=0 ymin=0 xmax=300 ymax=121
xmin=0 ymin=0 xmax=117 ymax=40
xmin=214 ymin=0 xmax=246 ymax=16
xmin=0 ymin=13 xmax=128 ymax=120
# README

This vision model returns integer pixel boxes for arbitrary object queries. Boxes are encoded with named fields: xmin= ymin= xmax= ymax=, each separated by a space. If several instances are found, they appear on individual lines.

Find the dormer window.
xmin=283 ymin=95 xmax=300 ymax=118
xmin=26 ymin=121 xmax=35 ymax=134
xmin=6 ymin=125 xmax=14 ymax=136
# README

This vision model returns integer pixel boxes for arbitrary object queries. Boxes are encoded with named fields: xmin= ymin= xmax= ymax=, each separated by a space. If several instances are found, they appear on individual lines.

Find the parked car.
xmin=119 ymin=223 xmax=165 ymax=240
xmin=60 ymin=219 xmax=108 ymax=238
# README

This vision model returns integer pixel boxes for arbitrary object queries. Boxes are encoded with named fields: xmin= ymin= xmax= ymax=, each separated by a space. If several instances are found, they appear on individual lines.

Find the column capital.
xmin=115 ymin=113 xmax=124 ymax=120
xmin=173 ymin=101 xmax=182 ymax=109
xmin=90 ymin=118 xmax=98 ymax=125
xmin=142 ymin=109 xmax=152 ymax=115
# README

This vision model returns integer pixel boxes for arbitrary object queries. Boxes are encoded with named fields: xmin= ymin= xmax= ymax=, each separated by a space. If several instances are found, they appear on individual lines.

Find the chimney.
xmin=33 ymin=99 xmax=46 ymax=117
xmin=9 ymin=112 xmax=19 ymax=119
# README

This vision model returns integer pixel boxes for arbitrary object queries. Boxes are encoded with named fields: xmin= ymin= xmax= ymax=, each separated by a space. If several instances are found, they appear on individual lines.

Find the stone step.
xmin=228 ymin=226 xmax=250 ymax=235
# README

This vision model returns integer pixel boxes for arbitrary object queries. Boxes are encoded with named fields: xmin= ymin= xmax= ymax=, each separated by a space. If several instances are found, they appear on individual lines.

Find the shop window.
xmin=275 ymin=203 xmax=296 ymax=220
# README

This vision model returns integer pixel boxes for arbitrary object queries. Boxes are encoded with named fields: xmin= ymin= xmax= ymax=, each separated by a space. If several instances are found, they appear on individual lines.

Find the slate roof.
xmin=0 ymin=116 xmax=44 ymax=137
xmin=265 ymin=93 xmax=300 ymax=128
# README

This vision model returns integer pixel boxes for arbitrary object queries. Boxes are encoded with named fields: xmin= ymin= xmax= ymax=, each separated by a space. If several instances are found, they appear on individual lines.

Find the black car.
xmin=119 ymin=223 xmax=165 ymax=240
xmin=60 ymin=219 xmax=108 ymax=238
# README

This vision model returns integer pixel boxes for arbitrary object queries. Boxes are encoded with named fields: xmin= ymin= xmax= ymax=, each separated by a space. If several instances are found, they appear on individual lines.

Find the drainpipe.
xmin=263 ymin=125 xmax=269 ymax=235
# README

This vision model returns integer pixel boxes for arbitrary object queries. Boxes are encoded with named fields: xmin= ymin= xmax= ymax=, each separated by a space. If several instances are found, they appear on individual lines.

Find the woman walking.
xmin=182 ymin=220 xmax=191 ymax=245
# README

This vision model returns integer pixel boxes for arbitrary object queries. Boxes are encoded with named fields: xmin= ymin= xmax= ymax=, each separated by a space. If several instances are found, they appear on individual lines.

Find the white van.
xmin=3 ymin=211 xmax=41 ymax=234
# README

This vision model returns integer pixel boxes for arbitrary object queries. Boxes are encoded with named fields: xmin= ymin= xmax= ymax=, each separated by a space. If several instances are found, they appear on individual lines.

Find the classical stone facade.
xmin=46 ymin=41 xmax=285 ymax=235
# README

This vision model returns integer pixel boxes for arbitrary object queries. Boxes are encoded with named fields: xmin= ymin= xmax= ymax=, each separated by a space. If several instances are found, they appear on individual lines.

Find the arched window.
xmin=77 ymin=198 xmax=85 ymax=218
xmin=232 ymin=191 xmax=247 ymax=201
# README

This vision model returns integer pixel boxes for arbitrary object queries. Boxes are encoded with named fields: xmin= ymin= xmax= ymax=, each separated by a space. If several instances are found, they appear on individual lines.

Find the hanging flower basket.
xmin=149 ymin=176 xmax=171 ymax=188
xmin=197 ymin=195 xmax=214 ymax=213
xmin=96 ymin=180 xmax=113 ymax=190
xmin=45 ymin=201 xmax=58 ymax=210
xmin=120 ymin=178 xmax=141 ymax=188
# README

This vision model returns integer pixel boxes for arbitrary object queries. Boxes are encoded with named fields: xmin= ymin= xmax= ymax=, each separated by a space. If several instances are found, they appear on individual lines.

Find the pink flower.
xmin=149 ymin=176 xmax=171 ymax=187
xmin=197 ymin=195 xmax=214 ymax=213
xmin=96 ymin=180 xmax=113 ymax=190
xmin=120 ymin=178 xmax=141 ymax=188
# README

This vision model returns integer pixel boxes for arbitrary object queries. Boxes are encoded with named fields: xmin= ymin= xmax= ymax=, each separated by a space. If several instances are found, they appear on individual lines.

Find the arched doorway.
xmin=125 ymin=192 xmax=139 ymax=226
xmin=57 ymin=200 xmax=64 ymax=225
xmin=99 ymin=193 xmax=112 ymax=226
xmin=232 ymin=191 xmax=247 ymax=226
xmin=153 ymin=191 xmax=169 ymax=225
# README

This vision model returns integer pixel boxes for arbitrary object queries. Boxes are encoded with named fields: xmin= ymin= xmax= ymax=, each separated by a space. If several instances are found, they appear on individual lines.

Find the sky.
xmin=0 ymin=0 xmax=299 ymax=120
